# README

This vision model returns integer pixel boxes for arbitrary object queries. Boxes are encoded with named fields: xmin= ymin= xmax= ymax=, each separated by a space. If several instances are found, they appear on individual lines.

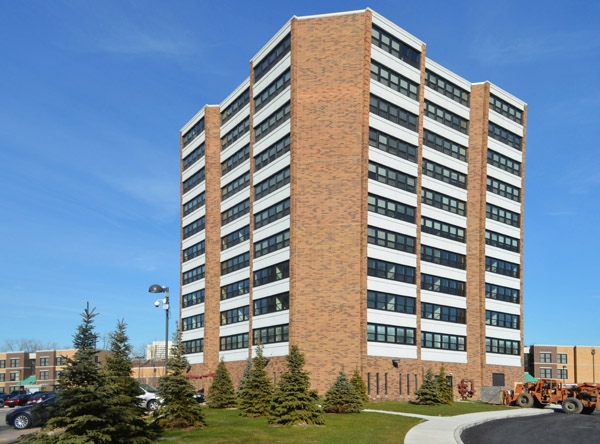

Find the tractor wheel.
xmin=516 ymin=393 xmax=534 ymax=408
xmin=581 ymin=406 xmax=595 ymax=415
xmin=562 ymin=398 xmax=583 ymax=415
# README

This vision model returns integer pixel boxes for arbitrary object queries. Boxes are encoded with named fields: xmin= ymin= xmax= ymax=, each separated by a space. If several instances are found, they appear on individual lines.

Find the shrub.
xmin=323 ymin=371 xmax=363 ymax=413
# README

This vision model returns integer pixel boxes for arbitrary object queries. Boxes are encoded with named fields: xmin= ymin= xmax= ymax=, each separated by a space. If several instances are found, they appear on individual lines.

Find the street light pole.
xmin=592 ymin=349 xmax=596 ymax=384
xmin=149 ymin=285 xmax=170 ymax=376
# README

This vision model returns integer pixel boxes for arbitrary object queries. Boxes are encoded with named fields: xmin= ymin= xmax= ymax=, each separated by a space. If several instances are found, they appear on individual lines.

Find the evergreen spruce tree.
xmin=237 ymin=356 xmax=252 ymax=398
xmin=208 ymin=359 xmax=237 ymax=408
xmin=269 ymin=345 xmax=324 ymax=426
xmin=349 ymin=368 xmax=369 ymax=405
xmin=103 ymin=319 xmax=156 ymax=443
xmin=414 ymin=368 xmax=443 ymax=405
xmin=155 ymin=330 xmax=206 ymax=429
xmin=436 ymin=363 xmax=454 ymax=405
xmin=238 ymin=344 xmax=273 ymax=417
xmin=323 ymin=371 xmax=363 ymax=414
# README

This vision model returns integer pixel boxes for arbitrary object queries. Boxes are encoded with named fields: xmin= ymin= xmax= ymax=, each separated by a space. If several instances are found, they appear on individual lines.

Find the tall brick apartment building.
xmin=179 ymin=9 xmax=526 ymax=400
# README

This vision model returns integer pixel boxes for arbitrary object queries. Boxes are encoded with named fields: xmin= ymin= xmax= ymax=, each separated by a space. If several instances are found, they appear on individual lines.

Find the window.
xmin=221 ymin=279 xmax=250 ymax=301
xmin=182 ymin=314 xmax=205 ymax=331
xmin=183 ymin=216 xmax=205 ymax=239
xmin=371 ymin=25 xmax=420 ymax=69
xmin=485 ymin=283 xmax=519 ymax=304
xmin=183 ymin=168 xmax=205 ymax=194
xmin=558 ymin=368 xmax=568 ymax=379
xmin=539 ymin=352 xmax=551 ymax=363
xmin=182 ymin=117 xmax=205 ymax=148
xmin=253 ymin=324 xmax=289 ymax=345
xmin=254 ymin=198 xmax=290 ymax=229
xmin=367 ymin=290 xmax=416 ymax=314
xmin=367 ymin=225 xmax=416 ymax=254
xmin=488 ymin=122 xmax=522 ymax=151
xmin=183 ymin=192 xmax=205 ymax=216
xmin=368 ymin=194 xmax=416 ymax=223
xmin=421 ymin=216 xmax=465 ymax=243
xmin=220 ymin=333 xmax=249 ymax=351
xmin=254 ymin=166 xmax=290 ymax=201
xmin=183 ymin=241 xmax=205 ymax=262
xmin=10 ymin=372 xmax=19 ymax=381
xmin=487 ymin=149 xmax=521 ymax=176
xmin=221 ymin=144 xmax=250 ymax=175
xmin=255 ymin=69 xmax=291 ymax=112
xmin=221 ymin=199 xmax=250 ymax=225
xmin=421 ymin=274 xmax=466 ymax=296
xmin=540 ymin=368 xmax=552 ymax=379
xmin=486 ymin=203 xmax=520 ymax=227
xmin=557 ymin=353 xmax=568 ymax=364
xmin=492 ymin=373 xmax=505 ymax=387
xmin=0 ymin=360 xmax=5 ymax=368
xmin=485 ymin=230 xmax=519 ymax=252
xmin=183 ymin=265 xmax=205 ymax=285
xmin=486 ymin=337 xmax=520 ymax=355
xmin=485 ymin=310 xmax=519 ymax=329
xmin=221 ymin=88 xmax=250 ymax=125
xmin=255 ymin=135 xmax=290 ymax=172
xmin=221 ymin=225 xmax=250 ymax=251
xmin=221 ymin=117 xmax=250 ymax=151
xmin=368 ymin=323 xmax=416 ymax=345
xmin=254 ymin=229 xmax=290 ymax=258
xmin=369 ymin=127 xmax=417 ymax=163
xmin=56 ymin=356 xmax=66 ymax=366
xmin=422 ymin=188 xmax=466 ymax=216
xmin=183 ymin=338 xmax=204 ymax=354
xmin=423 ymin=130 xmax=468 ymax=162
xmin=367 ymin=258 xmax=416 ymax=284
xmin=370 ymin=95 xmax=418 ymax=132
xmin=486 ymin=256 xmax=520 ymax=278
xmin=424 ymin=100 xmax=469 ymax=134
xmin=10 ymin=359 xmax=19 ymax=368
xmin=422 ymin=159 xmax=466 ymax=189
xmin=425 ymin=70 xmax=470 ymax=106
xmin=183 ymin=143 xmax=205 ymax=171
xmin=39 ymin=357 xmax=49 ymax=367
xmin=489 ymin=94 xmax=523 ymax=124
xmin=254 ymin=34 xmax=291 ymax=82
xmin=182 ymin=289 xmax=205 ymax=308
xmin=368 ymin=161 xmax=416 ymax=193
xmin=222 ymin=172 xmax=250 ymax=201
xmin=487 ymin=176 xmax=521 ymax=202
xmin=221 ymin=252 xmax=250 ymax=275
xmin=254 ymin=102 xmax=290 ymax=142
xmin=221 ymin=306 xmax=249 ymax=325
xmin=370 ymin=61 xmax=419 ymax=100
xmin=0 ymin=374 xmax=4 ymax=382
xmin=254 ymin=292 xmax=289 ymax=316
xmin=422 ymin=332 xmax=466 ymax=351
xmin=421 ymin=245 xmax=466 ymax=269
xmin=422 ymin=303 xmax=466 ymax=324
xmin=254 ymin=261 xmax=289 ymax=287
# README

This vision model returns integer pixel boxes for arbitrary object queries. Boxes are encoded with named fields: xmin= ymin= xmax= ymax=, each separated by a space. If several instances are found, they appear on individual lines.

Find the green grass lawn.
xmin=159 ymin=408 xmax=422 ymax=443
xmin=366 ymin=400 xmax=512 ymax=416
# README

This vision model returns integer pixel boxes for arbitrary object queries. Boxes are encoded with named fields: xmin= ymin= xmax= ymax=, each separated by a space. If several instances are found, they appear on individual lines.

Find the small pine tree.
xmin=208 ymin=359 xmax=237 ymax=408
xmin=415 ymin=368 xmax=443 ymax=405
xmin=269 ymin=345 xmax=324 ymax=426
xmin=238 ymin=344 xmax=273 ymax=417
xmin=156 ymin=330 xmax=206 ymax=429
xmin=237 ymin=356 xmax=252 ymax=398
xmin=350 ymin=368 xmax=369 ymax=405
xmin=437 ymin=364 xmax=453 ymax=404
xmin=323 ymin=371 xmax=363 ymax=413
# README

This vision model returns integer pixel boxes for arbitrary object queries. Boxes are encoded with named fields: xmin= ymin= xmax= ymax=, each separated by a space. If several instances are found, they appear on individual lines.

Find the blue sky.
xmin=1 ymin=0 xmax=599 ymax=352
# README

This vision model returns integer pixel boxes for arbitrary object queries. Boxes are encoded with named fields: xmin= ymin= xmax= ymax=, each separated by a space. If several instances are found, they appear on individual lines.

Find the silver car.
xmin=137 ymin=383 xmax=161 ymax=411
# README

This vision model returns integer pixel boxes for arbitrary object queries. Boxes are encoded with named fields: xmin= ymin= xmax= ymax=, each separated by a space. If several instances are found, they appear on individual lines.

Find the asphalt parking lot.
xmin=0 ymin=408 xmax=40 ymax=443
xmin=461 ymin=409 xmax=600 ymax=444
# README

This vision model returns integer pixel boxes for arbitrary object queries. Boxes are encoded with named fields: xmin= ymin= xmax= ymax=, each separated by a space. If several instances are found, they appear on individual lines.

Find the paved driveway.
xmin=0 ymin=407 xmax=40 ymax=443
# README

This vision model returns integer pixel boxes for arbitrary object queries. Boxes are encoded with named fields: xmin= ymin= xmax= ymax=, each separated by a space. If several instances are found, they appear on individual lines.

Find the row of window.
xmin=425 ymin=69 xmax=470 ymax=107
xmin=488 ymin=149 xmax=521 ymax=176
xmin=367 ymin=257 xmax=416 ymax=284
xmin=424 ymin=100 xmax=469 ymax=135
xmin=368 ymin=323 xmax=416 ymax=345
xmin=422 ymin=188 xmax=466 ymax=216
xmin=423 ymin=129 xmax=468 ymax=162
xmin=221 ymin=144 xmax=250 ymax=176
xmin=183 ymin=265 xmax=205 ymax=285
xmin=221 ymin=252 xmax=250 ymax=276
xmin=254 ymin=260 xmax=289 ymax=287
xmin=422 ymin=302 xmax=466 ymax=324
xmin=220 ymin=333 xmax=248 ymax=351
xmin=370 ymin=95 xmax=418 ymax=132
xmin=1 ymin=358 xmax=67 ymax=368
xmin=254 ymin=292 xmax=289 ymax=316
xmin=368 ymin=193 xmax=416 ymax=223
xmin=487 ymin=176 xmax=521 ymax=202
xmin=183 ymin=143 xmax=205 ymax=171
xmin=183 ymin=192 xmax=205 ymax=217
xmin=255 ymin=198 xmax=290 ymax=229
xmin=221 ymin=88 xmax=250 ymax=125
xmin=255 ymin=69 xmax=290 ymax=112
xmin=255 ymin=135 xmax=290 ymax=172
xmin=422 ymin=273 xmax=466 ymax=296
xmin=183 ymin=240 xmax=205 ymax=262
xmin=489 ymin=122 xmax=522 ymax=151
xmin=369 ymin=127 xmax=417 ymax=163
xmin=182 ymin=289 xmax=205 ymax=308
xmin=367 ymin=225 xmax=416 ymax=254
xmin=222 ymin=172 xmax=250 ymax=201
xmin=255 ymin=166 xmax=290 ymax=201
xmin=183 ymin=338 xmax=203 ymax=354
xmin=182 ymin=117 xmax=205 ymax=148
xmin=539 ymin=352 xmax=568 ymax=364
xmin=254 ymin=102 xmax=290 ymax=142
xmin=221 ymin=225 xmax=250 ymax=251
xmin=254 ymin=229 xmax=290 ymax=258
xmin=371 ymin=25 xmax=421 ymax=69
xmin=485 ymin=282 xmax=519 ymax=304
xmin=486 ymin=337 xmax=520 ymax=355
xmin=182 ymin=313 xmax=204 ymax=331
xmin=486 ymin=256 xmax=520 ymax=278
xmin=221 ymin=305 xmax=249 ymax=325
xmin=489 ymin=94 xmax=523 ymax=124
xmin=370 ymin=61 xmax=419 ymax=101
xmin=485 ymin=229 xmax=519 ymax=252
xmin=369 ymin=161 xmax=416 ymax=193
xmin=183 ymin=216 xmax=205 ymax=239
xmin=421 ymin=244 xmax=466 ymax=269
xmin=487 ymin=203 xmax=520 ymax=227
xmin=183 ymin=168 xmax=205 ymax=194
xmin=221 ymin=117 xmax=250 ymax=151
xmin=367 ymin=290 xmax=416 ymax=314
xmin=254 ymin=324 xmax=289 ymax=345
xmin=421 ymin=216 xmax=465 ymax=243
xmin=485 ymin=310 xmax=519 ymax=329
xmin=222 ymin=199 xmax=250 ymax=225
xmin=423 ymin=158 xmax=467 ymax=189
xmin=422 ymin=331 xmax=466 ymax=351
xmin=254 ymin=34 xmax=291 ymax=82
xmin=221 ymin=278 xmax=249 ymax=301
xmin=540 ymin=368 xmax=568 ymax=379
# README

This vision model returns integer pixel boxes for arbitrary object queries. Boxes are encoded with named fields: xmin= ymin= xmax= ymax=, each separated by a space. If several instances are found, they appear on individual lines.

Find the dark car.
xmin=0 ymin=393 xmax=14 ymax=406
xmin=4 ymin=394 xmax=33 ymax=408
xmin=27 ymin=391 xmax=55 ymax=405
xmin=6 ymin=397 xmax=56 ymax=430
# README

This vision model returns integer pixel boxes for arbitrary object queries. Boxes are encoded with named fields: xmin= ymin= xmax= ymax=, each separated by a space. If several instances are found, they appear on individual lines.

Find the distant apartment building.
xmin=145 ymin=340 xmax=173 ymax=361
xmin=528 ymin=345 xmax=599 ymax=384
xmin=179 ymin=9 xmax=527 ymax=399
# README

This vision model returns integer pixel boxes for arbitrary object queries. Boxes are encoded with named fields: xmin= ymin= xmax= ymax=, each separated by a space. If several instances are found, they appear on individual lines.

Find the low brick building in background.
xmin=527 ymin=345 xmax=599 ymax=384
xmin=179 ymin=8 xmax=527 ymax=400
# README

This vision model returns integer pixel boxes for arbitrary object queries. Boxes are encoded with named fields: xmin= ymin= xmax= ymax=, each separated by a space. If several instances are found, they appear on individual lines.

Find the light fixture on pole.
xmin=592 ymin=349 xmax=596 ymax=384
xmin=149 ymin=284 xmax=170 ymax=376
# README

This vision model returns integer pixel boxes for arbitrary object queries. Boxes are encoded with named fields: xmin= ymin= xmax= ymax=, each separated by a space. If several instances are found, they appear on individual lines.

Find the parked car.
xmin=137 ymin=383 xmax=161 ymax=411
xmin=4 ymin=394 xmax=33 ymax=408
xmin=6 ymin=397 xmax=56 ymax=430
xmin=27 ymin=391 xmax=55 ymax=404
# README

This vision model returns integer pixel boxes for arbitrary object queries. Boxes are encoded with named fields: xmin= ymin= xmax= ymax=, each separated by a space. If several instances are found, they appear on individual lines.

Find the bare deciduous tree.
xmin=2 ymin=338 xmax=63 ymax=352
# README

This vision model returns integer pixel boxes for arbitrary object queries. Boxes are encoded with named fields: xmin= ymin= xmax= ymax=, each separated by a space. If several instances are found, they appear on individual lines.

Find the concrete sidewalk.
xmin=364 ymin=407 xmax=553 ymax=443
